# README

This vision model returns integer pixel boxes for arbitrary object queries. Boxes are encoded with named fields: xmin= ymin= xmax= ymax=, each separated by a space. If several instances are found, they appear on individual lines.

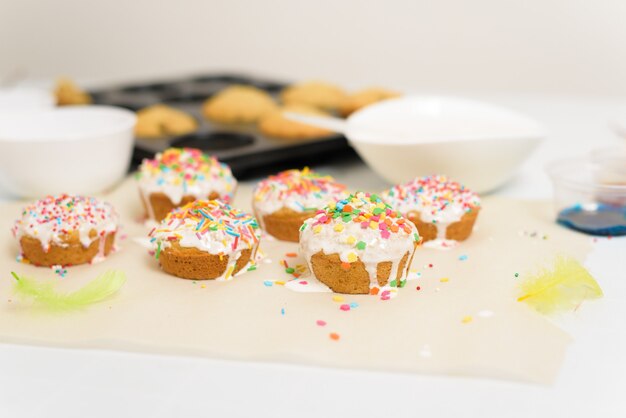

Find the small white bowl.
xmin=0 ymin=87 xmax=55 ymax=110
xmin=345 ymin=96 xmax=545 ymax=193
xmin=0 ymin=106 xmax=136 ymax=198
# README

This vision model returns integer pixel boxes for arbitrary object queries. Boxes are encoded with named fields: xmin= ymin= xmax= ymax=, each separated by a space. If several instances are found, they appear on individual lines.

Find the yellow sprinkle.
xmin=275 ymin=281 xmax=285 ymax=286
xmin=332 ymin=295 xmax=344 ymax=302
xmin=225 ymin=265 xmax=234 ymax=279
xmin=347 ymin=253 xmax=358 ymax=263
xmin=440 ymin=277 xmax=449 ymax=283
xmin=334 ymin=224 xmax=345 ymax=232
xmin=369 ymin=221 xmax=378 ymax=230
xmin=461 ymin=315 xmax=473 ymax=324
xmin=346 ymin=236 xmax=356 ymax=245
xmin=313 ymin=225 xmax=322 ymax=234
xmin=200 ymin=284 xmax=206 ymax=289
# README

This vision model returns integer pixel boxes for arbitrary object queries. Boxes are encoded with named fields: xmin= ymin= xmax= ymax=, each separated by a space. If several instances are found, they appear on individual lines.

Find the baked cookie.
xmin=382 ymin=175 xmax=480 ymax=248
xmin=12 ymin=194 xmax=119 ymax=267
xmin=258 ymin=104 xmax=333 ymax=140
xmin=136 ymin=147 xmax=237 ymax=221
xmin=149 ymin=200 xmax=261 ymax=280
xmin=339 ymin=87 xmax=401 ymax=117
xmin=202 ymin=85 xmax=278 ymax=124
xmin=280 ymin=81 xmax=347 ymax=111
xmin=135 ymin=104 xmax=198 ymax=138
xmin=300 ymin=191 xmax=420 ymax=295
xmin=253 ymin=168 xmax=347 ymax=242
xmin=54 ymin=78 xmax=92 ymax=106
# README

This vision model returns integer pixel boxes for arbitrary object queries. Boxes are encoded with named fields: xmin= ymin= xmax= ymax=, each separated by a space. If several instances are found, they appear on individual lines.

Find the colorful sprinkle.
xmin=316 ymin=320 xmax=327 ymax=326
xmin=329 ymin=332 xmax=340 ymax=341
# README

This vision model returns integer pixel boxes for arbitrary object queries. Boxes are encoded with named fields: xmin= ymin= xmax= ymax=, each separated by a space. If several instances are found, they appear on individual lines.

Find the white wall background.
xmin=1 ymin=0 xmax=626 ymax=96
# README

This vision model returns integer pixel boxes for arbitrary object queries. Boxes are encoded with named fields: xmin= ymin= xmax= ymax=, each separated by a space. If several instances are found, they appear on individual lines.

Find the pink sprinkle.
xmin=316 ymin=320 xmax=327 ymax=326
xmin=380 ymin=290 xmax=391 ymax=301
xmin=380 ymin=230 xmax=390 ymax=239
xmin=340 ymin=304 xmax=351 ymax=311
xmin=361 ymin=222 xmax=369 ymax=229
xmin=299 ymin=280 xmax=308 ymax=285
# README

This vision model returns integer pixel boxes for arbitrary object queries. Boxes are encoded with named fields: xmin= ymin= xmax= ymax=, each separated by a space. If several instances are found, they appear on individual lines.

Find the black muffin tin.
xmin=89 ymin=73 xmax=356 ymax=178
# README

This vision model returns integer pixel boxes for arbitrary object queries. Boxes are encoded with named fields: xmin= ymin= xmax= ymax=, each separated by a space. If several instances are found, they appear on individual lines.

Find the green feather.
xmin=12 ymin=270 xmax=126 ymax=311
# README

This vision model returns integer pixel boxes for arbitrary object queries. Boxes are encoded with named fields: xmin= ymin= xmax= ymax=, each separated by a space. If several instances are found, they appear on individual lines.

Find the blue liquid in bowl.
xmin=557 ymin=204 xmax=626 ymax=236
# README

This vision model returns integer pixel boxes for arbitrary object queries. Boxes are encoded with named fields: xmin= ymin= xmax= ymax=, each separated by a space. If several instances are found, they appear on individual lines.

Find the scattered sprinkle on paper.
xmin=458 ymin=255 xmax=468 ymax=261
xmin=461 ymin=315 xmax=473 ymax=324
xmin=329 ymin=332 xmax=340 ymax=341
xmin=316 ymin=320 xmax=326 ymax=326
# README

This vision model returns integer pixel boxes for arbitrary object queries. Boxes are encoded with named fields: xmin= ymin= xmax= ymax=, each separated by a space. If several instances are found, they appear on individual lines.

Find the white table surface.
xmin=1 ymin=94 xmax=625 ymax=417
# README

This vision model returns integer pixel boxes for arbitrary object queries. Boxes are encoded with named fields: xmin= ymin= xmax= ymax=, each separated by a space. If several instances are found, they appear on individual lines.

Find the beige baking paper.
xmin=0 ymin=177 xmax=590 ymax=384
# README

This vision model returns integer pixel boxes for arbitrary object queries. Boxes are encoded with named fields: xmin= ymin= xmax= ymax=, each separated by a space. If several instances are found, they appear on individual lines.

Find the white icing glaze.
xmin=149 ymin=200 xmax=261 ymax=281
xmin=252 ymin=168 xmax=346 ymax=219
xmin=136 ymin=148 xmax=237 ymax=217
xmin=299 ymin=192 xmax=419 ymax=290
xmin=12 ymin=194 xmax=119 ymax=255
xmin=382 ymin=175 xmax=480 ymax=247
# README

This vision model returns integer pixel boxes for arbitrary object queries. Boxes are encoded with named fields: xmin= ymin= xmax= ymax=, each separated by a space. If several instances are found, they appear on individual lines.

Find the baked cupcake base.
xmin=407 ymin=208 xmax=480 ymax=242
xmin=259 ymin=207 xmax=315 ymax=242
xmin=159 ymin=242 xmax=255 ymax=280
xmin=309 ymin=247 xmax=415 ymax=294
xmin=142 ymin=191 xmax=220 ymax=222
xmin=19 ymin=233 xmax=115 ymax=267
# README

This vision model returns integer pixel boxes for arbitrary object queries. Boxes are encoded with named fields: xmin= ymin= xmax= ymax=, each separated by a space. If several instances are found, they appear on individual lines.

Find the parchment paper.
xmin=0 ymin=177 xmax=591 ymax=384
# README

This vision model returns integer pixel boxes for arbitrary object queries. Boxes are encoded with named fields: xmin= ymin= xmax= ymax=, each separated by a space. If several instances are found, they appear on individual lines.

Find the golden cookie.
xmin=135 ymin=104 xmax=198 ymax=138
xmin=280 ymin=81 xmax=347 ymax=111
xmin=258 ymin=104 xmax=333 ymax=140
xmin=339 ymin=88 xmax=401 ymax=117
xmin=54 ymin=78 xmax=92 ymax=106
xmin=202 ymin=85 xmax=278 ymax=124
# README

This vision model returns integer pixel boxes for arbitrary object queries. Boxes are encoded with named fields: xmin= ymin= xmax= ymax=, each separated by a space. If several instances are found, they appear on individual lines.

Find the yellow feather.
xmin=517 ymin=256 xmax=603 ymax=314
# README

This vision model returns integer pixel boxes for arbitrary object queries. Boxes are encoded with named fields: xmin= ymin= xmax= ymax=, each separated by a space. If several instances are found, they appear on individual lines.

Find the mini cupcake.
xmin=253 ymin=168 xmax=347 ymax=242
xmin=382 ymin=175 xmax=481 ymax=248
xmin=136 ymin=148 xmax=237 ymax=222
xmin=149 ymin=200 xmax=261 ymax=280
xmin=299 ymin=191 xmax=420 ymax=295
xmin=12 ymin=194 xmax=119 ymax=267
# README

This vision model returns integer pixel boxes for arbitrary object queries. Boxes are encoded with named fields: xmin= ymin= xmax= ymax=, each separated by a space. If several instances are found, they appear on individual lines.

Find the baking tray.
xmin=89 ymin=73 xmax=358 ymax=178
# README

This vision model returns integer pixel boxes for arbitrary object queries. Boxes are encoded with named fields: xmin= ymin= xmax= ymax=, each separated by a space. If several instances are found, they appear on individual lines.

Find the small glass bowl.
xmin=547 ymin=148 xmax=626 ymax=236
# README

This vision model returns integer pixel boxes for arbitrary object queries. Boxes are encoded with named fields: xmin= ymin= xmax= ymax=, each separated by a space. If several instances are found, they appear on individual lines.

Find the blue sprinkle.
xmin=281 ymin=308 xmax=285 ymax=316
xmin=263 ymin=280 xmax=273 ymax=287
xmin=459 ymin=255 xmax=468 ymax=261
xmin=349 ymin=302 xmax=359 ymax=308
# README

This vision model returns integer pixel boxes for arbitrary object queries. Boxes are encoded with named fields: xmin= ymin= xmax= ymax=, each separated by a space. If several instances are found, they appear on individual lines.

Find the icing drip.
xmin=149 ymin=200 xmax=261 ymax=281
xmin=12 ymin=194 xmax=119 ymax=254
xmin=136 ymin=147 xmax=237 ymax=210
xmin=382 ymin=175 xmax=480 ymax=243
xmin=253 ymin=168 xmax=347 ymax=222
xmin=299 ymin=191 xmax=420 ymax=289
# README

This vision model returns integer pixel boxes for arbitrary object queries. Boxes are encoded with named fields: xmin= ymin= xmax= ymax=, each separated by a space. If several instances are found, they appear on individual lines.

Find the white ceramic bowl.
xmin=0 ymin=87 xmax=55 ymax=110
xmin=0 ymin=106 xmax=136 ymax=198
xmin=345 ymin=96 xmax=545 ymax=193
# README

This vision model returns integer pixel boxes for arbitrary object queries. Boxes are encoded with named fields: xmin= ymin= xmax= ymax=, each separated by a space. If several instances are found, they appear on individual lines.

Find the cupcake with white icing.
xmin=252 ymin=168 xmax=347 ymax=242
xmin=299 ymin=191 xmax=420 ymax=295
xmin=136 ymin=147 xmax=237 ymax=222
xmin=149 ymin=200 xmax=261 ymax=280
xmin=382 ymin=175 xmax=481 ymax=249
xmin=12 ymin=194 xmax=119 ymax=267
